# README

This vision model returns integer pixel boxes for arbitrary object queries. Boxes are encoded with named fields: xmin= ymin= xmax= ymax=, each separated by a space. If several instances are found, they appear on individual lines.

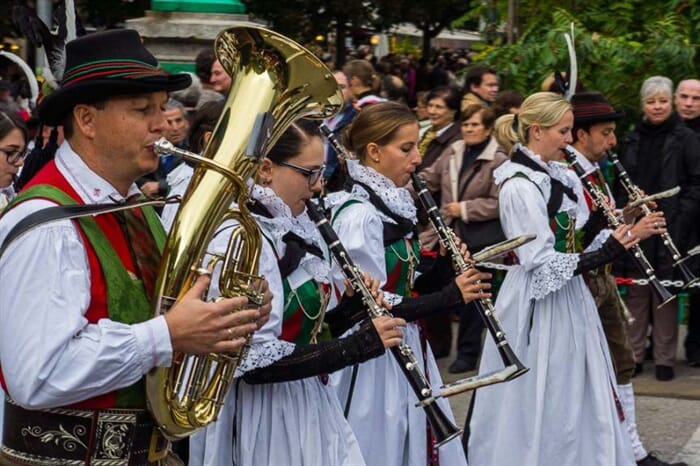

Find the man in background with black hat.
xmin=0 ymin=29 xmax=270 ymax=465
xmin=569 ymin=91 xmax=683 ymax=466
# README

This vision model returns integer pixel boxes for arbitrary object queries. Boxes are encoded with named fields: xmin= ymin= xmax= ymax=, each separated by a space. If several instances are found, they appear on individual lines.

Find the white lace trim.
xmin=584 ymin=229 xmax=613 ymax=253
xmin=345 ymin=160 xmax=417 ymax=223
xmin=495 ymin=144 xmax=579 ymax=217
xmin=234 ymin=340 xmax=296 ymax=376
xmin=530 ymin=253 xmax=580 ymax=300
xmin=250 ymin=184 xmax=330 ymax=282
xmin=383 ymin=291 xmax=405 ymax=307
xmin=0 ymin=186 xmax=15 ymax=210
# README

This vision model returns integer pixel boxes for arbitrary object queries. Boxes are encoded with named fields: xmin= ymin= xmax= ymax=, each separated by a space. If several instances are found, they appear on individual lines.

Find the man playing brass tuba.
xmin=0 ymin=29 xmax=270 ymax=465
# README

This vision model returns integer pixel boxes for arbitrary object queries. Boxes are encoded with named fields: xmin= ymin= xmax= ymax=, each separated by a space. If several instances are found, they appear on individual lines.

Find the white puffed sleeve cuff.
xmin=132 ymin=315 xmax=173 ymax=370
xmin=530 ymin=253 xmax=580 ymax=300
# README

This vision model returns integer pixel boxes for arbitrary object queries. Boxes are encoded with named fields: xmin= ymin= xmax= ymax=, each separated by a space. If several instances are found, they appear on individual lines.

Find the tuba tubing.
xmin=146 ymin=25 xmax=342 ymax=440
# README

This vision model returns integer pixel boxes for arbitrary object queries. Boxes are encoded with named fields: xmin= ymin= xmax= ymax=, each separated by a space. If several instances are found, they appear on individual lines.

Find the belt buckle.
xmin=148 ymin=428 xmax=170 ymax=463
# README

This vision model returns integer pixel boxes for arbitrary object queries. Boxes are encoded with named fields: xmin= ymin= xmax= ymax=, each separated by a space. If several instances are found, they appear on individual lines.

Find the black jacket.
xmin=614 ymin=115 xmax=700 ymax=278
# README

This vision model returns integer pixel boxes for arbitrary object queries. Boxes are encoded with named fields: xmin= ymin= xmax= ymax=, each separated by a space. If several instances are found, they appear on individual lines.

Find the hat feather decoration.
xmin=563 ymin=23 xmax=577 ymax=102
xmin=0 ymin=51 xmax=38 ymax=106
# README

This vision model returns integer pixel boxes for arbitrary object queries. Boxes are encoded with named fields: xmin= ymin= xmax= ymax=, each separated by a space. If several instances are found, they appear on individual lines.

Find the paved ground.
xmin=437 ymin=323 xmax=700 ymax=465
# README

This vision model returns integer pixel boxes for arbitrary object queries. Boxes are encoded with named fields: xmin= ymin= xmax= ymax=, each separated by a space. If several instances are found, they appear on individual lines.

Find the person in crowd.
xmin=0 ymin=110 xmax=27 ymax=435
xmin=418 ymin=103 xmax=508 ymax=373
xmin=616 ymin=76 xmax=700 ymax=381
xmin=160 ymin=100 xmax=224 ymax=229
xmin=190 ymin=120 xmax=406 ymax=466
xmin=492 ymin=89 xmax=525 ymax=119
xmin=674 ymin=78 xmax=700 ymax=367
xmin=327 ymin=101 xmax=492 ymax=466
xmin=0 ymin=30 xmax=270 ymax=465
xmin=138 ymin=99 xmax=190 ymax=201
xmin=461 ymin=65 xmax=499 ymax=111
xmin=414 ymin=90 xmax=431 ymax=129
xmin=429 ymin=56 xmax=450 ymax=89
xmin=417 ymin=86 xmax=463 ymax=171
xmin=399 ymin=57 xmax=417 ymax=105
xmin=343 ymin=59 xmax=386 ymax=109
xmin=0 ymin=111 xmax=27 ymax=209
xmin=323 ymin=70 xmax=358 ymax=193
xmin=195 ymin=48 xmax=216 ymax=90
xmin=467 ymin=92 xmax=639 ymax=466
xmin=210 ymin=58 xmax=232 ymax=95
xmin=170 ymin=72 xmax=203 ymax=116
xmin=380 ymin=74 xmax=409 ymax=104
xmin=569 ymin=91 xmax=685 ymax=466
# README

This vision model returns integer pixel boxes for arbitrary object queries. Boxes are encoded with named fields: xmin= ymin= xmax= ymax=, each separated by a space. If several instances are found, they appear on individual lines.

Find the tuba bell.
xmin=146 ymin=25 xmax=342 ymax=439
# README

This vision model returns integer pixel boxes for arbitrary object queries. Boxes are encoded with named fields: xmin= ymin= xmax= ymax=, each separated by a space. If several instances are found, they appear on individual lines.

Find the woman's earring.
xmin=372 ymin=157 xmax=380 ymax=163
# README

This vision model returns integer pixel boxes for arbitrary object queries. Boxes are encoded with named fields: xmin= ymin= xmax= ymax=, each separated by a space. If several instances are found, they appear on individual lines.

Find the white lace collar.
xmin=250 ymin=184 xmax=329 ymax=283
xmin=494 ymin=143 xmax=580 ymax=217
xmin=344 ymin=159 xmax=417 ymax=223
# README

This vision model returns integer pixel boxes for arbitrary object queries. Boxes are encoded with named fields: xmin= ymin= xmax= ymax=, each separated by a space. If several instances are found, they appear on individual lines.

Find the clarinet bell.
xmin=651 ymin=279 xmax=676 ymax=309
xmin=423 ymin=402 xmax=463 ymax=447
xmin=676 ymin=261 xmax=700 ymax=289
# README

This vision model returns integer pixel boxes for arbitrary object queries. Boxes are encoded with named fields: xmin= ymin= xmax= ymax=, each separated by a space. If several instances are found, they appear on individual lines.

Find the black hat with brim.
xmin=39 ymin=29 xmax=192 ymax=126
xmin=571 ymin=91 xmax=625 ymax=125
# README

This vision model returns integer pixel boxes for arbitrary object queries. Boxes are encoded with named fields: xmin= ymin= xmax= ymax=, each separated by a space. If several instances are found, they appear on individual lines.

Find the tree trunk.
xmin=335 ymin=18 xmax=347 ymax=70
xmin=422 ymin=24 xmax=433 ymax=60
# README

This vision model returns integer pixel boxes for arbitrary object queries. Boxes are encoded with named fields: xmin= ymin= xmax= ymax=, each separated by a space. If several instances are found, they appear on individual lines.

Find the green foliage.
xmin=475 ymin=5 xmax=698 ymax=131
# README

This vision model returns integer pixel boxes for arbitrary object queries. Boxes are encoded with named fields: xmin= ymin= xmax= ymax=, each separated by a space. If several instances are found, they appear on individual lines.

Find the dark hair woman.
xmin=0 ymin=111 xmax=28 ymax=208
xmin=190 ymin=119 xmax=405 ymax=466
xmin=417 ymin=85 xmax=463 ymax=171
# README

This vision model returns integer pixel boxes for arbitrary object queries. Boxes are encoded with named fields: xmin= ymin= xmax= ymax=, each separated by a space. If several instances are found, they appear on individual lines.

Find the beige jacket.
xmin=417 ymin=136 xmax=508 ymax=250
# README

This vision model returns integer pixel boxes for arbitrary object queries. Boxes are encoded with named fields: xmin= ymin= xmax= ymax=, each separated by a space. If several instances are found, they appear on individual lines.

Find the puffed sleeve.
xmin=499 ymin=177 xmax=580 ymax=300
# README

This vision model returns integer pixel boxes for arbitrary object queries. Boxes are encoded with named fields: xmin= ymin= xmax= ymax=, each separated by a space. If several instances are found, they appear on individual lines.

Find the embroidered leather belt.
xmin=1 ymin=398 xmax=170 ymax=465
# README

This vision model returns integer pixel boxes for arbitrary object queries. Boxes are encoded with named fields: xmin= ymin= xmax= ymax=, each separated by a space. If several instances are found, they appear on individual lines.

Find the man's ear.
xmin=72 ymin=104 xmax=99 ymax=139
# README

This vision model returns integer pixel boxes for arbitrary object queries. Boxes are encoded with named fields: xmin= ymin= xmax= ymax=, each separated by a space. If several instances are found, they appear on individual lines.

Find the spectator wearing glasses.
xmin=0 ymin=111 xmax=27 ymax=209
xmin=0 ymin=110 xmax=27 ymax=436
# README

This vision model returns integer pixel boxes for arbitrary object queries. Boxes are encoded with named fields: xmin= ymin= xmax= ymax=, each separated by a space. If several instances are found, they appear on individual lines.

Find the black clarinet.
xmin=607 ymin=150 xmax=698 ymax=289
xmin=410 ymin=173 xmax=529 ymax=395
xmin=305 ymin=200 xmax=462 ymax=447
xmin=319 ymin=122 xmax=352 ymax=162
xmin=562 ymin=149 xmax=676 ymax=307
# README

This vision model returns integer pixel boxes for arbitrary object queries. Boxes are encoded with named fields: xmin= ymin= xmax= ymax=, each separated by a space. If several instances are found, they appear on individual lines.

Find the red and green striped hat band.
xmin=38 ymin=29 xmax=191 ymax=126
xmin=570 ymin=91 xmax=625 ymax=125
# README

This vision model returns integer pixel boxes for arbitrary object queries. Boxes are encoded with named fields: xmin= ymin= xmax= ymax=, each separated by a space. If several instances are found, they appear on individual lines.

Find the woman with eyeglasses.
xmin=0 ymin=111 xmax=28 ymax=210
xmin=0 ymin=110 xmax=27 ymax=442
xmin=190 ymin=120 xmax=407 ymax=466
xmin=325 ymin=102 xmax=491 ymax=466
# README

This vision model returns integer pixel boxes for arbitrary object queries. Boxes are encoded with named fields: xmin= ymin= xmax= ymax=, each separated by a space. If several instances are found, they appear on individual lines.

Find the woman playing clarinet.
xmin=466 ymin=92 xmax=639 ymax=466
xmin=190 ymin=120 xmax=406 ymax=466
xmin=326 ymin=101 xmax=491 ymax=466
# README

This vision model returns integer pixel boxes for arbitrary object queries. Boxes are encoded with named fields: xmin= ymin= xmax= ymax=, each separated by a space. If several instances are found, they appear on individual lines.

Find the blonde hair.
xmin=494 ymin=92 xmax=571 ymax=152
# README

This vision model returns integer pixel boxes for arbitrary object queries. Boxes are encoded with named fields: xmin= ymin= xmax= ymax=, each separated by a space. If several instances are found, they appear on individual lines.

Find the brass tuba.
xmin=147 ymin=25 xmax=342 ymax=439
